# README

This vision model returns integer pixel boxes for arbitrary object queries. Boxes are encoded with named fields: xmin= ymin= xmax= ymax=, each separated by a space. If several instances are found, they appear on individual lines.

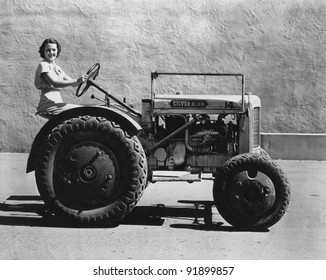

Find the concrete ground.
xmin=0 ymin=153 xmax=325 ymax=260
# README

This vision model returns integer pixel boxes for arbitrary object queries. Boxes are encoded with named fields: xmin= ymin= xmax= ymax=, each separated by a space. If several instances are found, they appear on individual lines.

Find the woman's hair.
xmin=38 ymin=38 xmax=61 ymax=58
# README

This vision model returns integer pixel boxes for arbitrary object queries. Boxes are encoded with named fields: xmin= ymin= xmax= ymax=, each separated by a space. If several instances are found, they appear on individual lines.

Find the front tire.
xmin=35 ymin=116 xmax=147 ymax=226
xmin=213 ymin=153 xmax=290 ymax=229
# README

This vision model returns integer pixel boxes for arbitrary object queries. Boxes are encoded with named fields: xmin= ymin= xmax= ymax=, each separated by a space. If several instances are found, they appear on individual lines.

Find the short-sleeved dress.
xmin=34 ymin=60 xmax=79 ymax=116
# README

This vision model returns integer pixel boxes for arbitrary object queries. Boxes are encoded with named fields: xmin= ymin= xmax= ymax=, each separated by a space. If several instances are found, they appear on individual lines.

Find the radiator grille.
xmin=253 ymin=107 xmax=260 ymax=147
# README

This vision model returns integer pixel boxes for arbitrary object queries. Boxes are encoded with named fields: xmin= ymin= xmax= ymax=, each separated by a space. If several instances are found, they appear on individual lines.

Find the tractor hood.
xmin=154 ymin=94 xmax=261 ymax=114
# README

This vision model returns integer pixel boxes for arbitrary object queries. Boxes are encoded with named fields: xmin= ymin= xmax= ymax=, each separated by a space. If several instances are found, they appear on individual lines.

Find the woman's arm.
xmin=43 ymin=71 xmax=88 ymax=88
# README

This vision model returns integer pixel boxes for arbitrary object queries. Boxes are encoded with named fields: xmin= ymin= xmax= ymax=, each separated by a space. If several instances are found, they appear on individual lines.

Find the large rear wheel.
xmin=213 ymin=153 xmax=290 ymax=229
xmin=35 ymin=116 xmax=147 ymax=226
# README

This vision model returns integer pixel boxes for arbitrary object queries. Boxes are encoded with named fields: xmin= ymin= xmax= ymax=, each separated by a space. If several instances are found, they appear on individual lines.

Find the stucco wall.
xmin=1 ymin=0 xmax=326 ymax=152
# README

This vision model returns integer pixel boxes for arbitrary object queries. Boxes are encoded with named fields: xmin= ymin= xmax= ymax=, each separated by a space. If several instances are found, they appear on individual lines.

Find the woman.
xmin=34 ymin=38 xmax=88 ymax=118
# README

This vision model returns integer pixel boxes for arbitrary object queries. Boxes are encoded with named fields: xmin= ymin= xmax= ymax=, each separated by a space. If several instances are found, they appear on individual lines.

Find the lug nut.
xmin=263 ymin=187 xmax=270 ymax=195
xmin=63 ymin=178 xmax=71 ymax=185
xmin=70 ymin=153 xmax=77 ymax=161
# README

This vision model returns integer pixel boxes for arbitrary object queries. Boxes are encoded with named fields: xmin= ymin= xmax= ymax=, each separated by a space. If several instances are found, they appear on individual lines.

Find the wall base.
xmin=261 ymin=133 xmax=326 ymax=160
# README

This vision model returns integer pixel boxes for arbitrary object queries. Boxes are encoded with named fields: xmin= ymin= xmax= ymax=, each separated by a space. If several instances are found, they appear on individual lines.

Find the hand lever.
xmin=91 ymin=94 xmax=105 ymax=104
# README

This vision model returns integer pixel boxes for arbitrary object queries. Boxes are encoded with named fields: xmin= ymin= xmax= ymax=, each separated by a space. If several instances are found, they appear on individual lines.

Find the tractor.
xmin=26 ymin=63 xmax=290 ymax=229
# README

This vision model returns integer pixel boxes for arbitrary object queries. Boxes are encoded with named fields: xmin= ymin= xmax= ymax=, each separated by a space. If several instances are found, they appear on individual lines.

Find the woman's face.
xmin=44 ymin=43 xmax=58 ymax=62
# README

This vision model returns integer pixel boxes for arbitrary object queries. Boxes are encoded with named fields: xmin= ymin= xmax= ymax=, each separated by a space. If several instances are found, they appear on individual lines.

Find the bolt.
xmin=70 ymin=153 xmax=77 ymax=161
xmin=101 ymin=175 xmax=113 ymax=192
xmin=63 ymin=178 xmax=71 ymax=185
xmin=263 ymin=187 xmax=270 ymax=195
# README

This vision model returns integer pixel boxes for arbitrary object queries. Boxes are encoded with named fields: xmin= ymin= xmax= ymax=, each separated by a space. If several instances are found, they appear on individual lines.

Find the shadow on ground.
xmin=0 ymin=195 xmax=268 ymax=232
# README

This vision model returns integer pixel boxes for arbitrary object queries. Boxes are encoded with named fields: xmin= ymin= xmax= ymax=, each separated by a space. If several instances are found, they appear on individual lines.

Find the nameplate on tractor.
xmin=170 ymin=100 xmax=208 ymax=108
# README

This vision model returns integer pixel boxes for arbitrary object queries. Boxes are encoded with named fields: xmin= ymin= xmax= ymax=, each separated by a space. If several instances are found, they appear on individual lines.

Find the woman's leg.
xmin=36 ymin=103 xmax=83 ymax=119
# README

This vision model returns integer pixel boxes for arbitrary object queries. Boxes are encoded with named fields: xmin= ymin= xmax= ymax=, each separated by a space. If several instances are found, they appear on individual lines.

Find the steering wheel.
xmin=76 ymin=63 xmax=100 ymax=97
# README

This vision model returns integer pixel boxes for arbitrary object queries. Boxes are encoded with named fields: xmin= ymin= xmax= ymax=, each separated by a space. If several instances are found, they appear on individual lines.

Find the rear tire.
xmin=213 ymin=153 xmax=290 ymax=229
xmin=35 ymin=116 xmax=148 ymax=226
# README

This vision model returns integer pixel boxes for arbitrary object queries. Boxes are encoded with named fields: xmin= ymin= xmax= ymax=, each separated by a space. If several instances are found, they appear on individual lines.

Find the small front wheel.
xmin=213 ymin=153 xmax=290 ymax=229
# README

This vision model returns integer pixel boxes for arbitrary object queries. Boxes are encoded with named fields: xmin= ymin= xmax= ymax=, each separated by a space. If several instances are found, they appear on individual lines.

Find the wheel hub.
xmin=54 ymin=143 xmax=119 ymax=208
xmin=228 ymin=170 xmax=276 ymax=218
xmin=81 ymin=165 xmax=97 ymax=181
xmin=242 ymin=180 xmax=269 ymax=203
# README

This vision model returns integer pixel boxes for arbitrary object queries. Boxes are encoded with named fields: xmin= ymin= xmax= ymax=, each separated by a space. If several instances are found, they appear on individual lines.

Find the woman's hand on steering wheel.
xmin=76 ymin=63 xmax=101 ymax=97
xmin=78 ymin=74 xmax=89 ymax=84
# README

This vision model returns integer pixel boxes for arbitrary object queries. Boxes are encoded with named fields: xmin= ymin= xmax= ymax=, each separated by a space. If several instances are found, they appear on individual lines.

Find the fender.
xmin=26 ymin=105 xmax=142 ymax=173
